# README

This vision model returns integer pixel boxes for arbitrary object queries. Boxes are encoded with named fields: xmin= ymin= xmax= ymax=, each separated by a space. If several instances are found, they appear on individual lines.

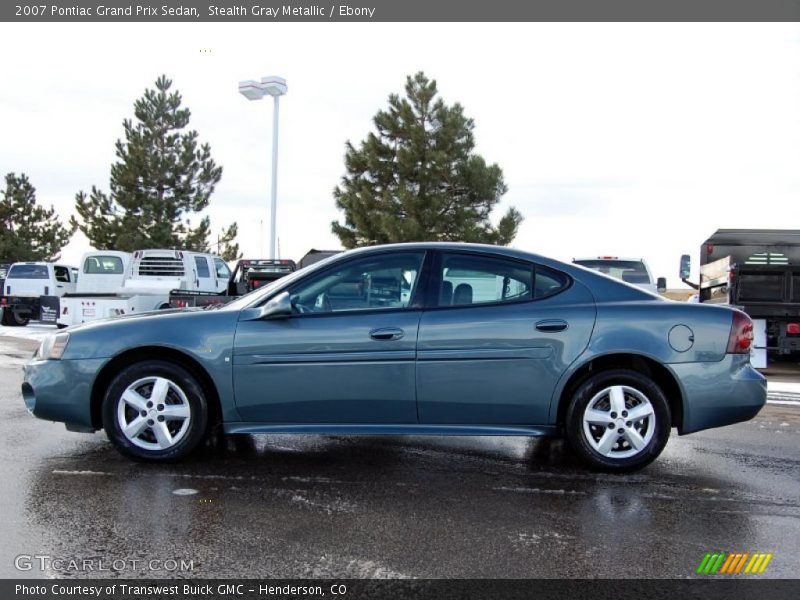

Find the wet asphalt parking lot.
xmin=0 ymin=330 xmax=798 ymax=579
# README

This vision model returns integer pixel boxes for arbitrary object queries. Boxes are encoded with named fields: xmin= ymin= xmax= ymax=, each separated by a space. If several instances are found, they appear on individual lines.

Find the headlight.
xmin=37 ymin=332 xmax=70 ymax=360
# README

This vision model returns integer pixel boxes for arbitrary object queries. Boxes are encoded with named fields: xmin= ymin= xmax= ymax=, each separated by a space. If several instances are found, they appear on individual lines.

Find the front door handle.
xmin=535 ymin=319 xmax=568 ymax=332
xmin=369 ymin=327 xmax=405 ymax=341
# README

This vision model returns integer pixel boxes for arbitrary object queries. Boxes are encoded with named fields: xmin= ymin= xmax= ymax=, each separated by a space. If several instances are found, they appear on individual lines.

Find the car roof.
xmin=573 ymin=257 xmax=646 ymax=262
xmin=337 ymin=241 xmax=546 ymax=260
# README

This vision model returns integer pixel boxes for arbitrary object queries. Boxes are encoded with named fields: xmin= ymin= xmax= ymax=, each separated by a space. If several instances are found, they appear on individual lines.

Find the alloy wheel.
xmin=581 ymin=385 xmax=656 ymax=459
xmin=116 ymin=376 xmax=192 ymax=450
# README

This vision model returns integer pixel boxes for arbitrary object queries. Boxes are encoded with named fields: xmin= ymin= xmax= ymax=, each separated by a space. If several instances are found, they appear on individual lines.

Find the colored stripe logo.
xmin=696 ymin=552 xmax=773 ymax=574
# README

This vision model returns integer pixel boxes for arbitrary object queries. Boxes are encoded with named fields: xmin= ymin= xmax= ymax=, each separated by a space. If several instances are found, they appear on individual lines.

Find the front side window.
xmin=54 ymin=266 xmax=70 ymax=282
xmin=289 ymin=252 xmax=424 ymax=314
xmin=214 ymin=258 xmax=231 ymax=280
xmin=83 ymin=256 xmax=124 ymax=274
xmin=194 ymin=256 xmax=210 ymax=278
xmin=437 ymin=254 xmax=533 ymax=307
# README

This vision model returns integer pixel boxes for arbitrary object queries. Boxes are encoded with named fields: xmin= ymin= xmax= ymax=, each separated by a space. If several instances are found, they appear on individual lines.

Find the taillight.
xmin=787 ymin=323 xmax=800 ymax=335
xmin=727 ymin=310 xmax=754 ymax=354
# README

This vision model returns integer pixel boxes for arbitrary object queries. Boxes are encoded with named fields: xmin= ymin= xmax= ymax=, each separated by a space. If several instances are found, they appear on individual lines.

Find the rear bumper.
xmin=669 ymin=355 xmax=767 ymax=434
xmin=22 ymin=358 xmax=107 ymax=431
xmin=4 ymin=297 xmax=41 ymax=318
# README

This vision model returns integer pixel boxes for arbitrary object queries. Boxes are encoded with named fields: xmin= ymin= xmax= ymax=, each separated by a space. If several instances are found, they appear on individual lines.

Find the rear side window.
xmin=194 ymin=256 xmax=210 ymax=278
xmin=83 ymin=256 xmax=124 ymax=274
xmin=8 ymin=264 xmax=48 ymax=279
xmin=437 ymin=254 xmax=533 ymax=307
xmin=535 ymin=267 xmax=570 ymax=299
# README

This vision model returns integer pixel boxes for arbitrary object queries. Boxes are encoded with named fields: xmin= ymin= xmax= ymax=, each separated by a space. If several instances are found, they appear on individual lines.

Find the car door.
xmin=232 ymin=251 xmax=428 ymax=424
xmin=194 ymin=256 xmax=215 ymax=291
xmin=53 ymin=265 xmax=74 ymax=295
xmin=417 ymin=251 xmax=596 ymax=425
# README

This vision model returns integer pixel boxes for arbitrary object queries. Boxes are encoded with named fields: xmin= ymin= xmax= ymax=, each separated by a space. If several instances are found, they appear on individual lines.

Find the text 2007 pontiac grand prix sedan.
xmin=22 ymin=243 xmax=766 ymax=471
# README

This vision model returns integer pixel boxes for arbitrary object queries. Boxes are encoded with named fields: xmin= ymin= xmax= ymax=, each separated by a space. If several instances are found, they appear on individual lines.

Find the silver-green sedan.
xmin=22 ymin=243 xmax=766 ymax=471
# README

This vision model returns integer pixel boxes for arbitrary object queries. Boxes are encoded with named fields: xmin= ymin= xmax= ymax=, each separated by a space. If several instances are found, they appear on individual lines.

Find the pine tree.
xmin=72 ymin=75 xmax=237 ymax=254
xmin=332 ymin=72 xmax=522 ymax=248
xmin=0 ymin=172 xmax=75 ymax=262
xmin=214 ymin=222 xmax=241 ymax=262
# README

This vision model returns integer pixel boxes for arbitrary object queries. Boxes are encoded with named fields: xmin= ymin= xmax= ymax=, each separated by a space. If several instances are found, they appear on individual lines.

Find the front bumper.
xmin=22 ymin=358 xmax=108 ymax=431
xmin=669 ymin=355 xmax=767 ymax=435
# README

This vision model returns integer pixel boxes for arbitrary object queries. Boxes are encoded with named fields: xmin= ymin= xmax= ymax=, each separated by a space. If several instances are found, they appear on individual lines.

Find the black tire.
xmin=102 ymin=360 xmax=209 ymax=462
xmin=564 ymin=369 xmax=671 ymax=472
xmin=1 ymin=308 xmax=29 ymax=326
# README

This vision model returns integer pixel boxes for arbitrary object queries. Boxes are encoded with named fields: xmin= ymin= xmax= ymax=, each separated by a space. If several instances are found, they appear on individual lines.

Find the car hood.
xmin=64 ymin=306 xmax=208 ymax=334
xmin=60 ymin=305 xmax=240 ymax=361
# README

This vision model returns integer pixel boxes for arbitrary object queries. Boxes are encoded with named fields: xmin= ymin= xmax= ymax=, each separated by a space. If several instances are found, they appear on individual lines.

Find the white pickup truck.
xmin=57 ymin=249 xmax=227 ymax=327
xmin=1 ymin=262 xmax=78 ymax=326
xmin=573 ymin=256 xmax=666 ymax=295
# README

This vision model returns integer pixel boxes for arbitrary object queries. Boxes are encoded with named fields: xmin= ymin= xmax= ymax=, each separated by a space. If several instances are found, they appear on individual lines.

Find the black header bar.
xmin=4 ymin=0 xmax=800 ymax=22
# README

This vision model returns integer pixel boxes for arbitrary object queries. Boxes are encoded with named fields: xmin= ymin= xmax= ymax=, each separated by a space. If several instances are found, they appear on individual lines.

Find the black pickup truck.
xmin=683 ymin=229 xmax=800 ymax=358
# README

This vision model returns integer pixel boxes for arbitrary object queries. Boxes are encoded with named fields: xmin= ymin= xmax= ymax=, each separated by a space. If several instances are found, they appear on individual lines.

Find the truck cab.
xmin=124 ymin=250 xmax=228 ymax=296
xmin=1 ymin=262 xmax=77 ymax=326
xmin=74 ymin=251 xmax=132 ymax=294
xmin=57 ymin=249 xmax=226 ymax=328
xmin=573 ymin=256 xmax=666 ymax=294
xmin=681 ymin=229 xmax=800 ymax=367
xmin=227 ymin=259 xmax=296 ymax=296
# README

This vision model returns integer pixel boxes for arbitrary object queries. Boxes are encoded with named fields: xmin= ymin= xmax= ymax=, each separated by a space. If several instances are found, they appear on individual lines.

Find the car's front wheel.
xmin=102 ymin=360 xmax=209 ymax=461
xmin=565 ymin=369 xmax=671 ymax=472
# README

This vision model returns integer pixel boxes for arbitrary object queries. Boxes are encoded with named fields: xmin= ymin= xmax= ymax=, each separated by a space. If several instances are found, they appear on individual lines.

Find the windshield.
xmin=222 ymin=251 xmax=348 ymax=311
xmin=574 ymin=259 xmax=651 ymax=284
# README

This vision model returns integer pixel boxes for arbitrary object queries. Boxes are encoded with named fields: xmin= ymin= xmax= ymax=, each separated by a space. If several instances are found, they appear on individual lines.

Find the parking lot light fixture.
xmin=238 ymin=75 xmax=288 ymax=260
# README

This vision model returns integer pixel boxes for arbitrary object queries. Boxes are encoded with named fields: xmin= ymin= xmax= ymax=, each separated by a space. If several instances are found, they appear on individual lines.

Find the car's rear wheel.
xmin=565 ymin=369 xmax=671 ymax=472
xmin=1 ymin=308 xmax=29 ymax=326
xmin=102 ymin=360 xmax=209 ymax=461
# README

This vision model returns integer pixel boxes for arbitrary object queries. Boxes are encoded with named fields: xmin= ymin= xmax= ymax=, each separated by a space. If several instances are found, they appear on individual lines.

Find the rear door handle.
xmin=535 ymin=319 xmax=568 ymax=332
xmin=369 ymin=327 xmax=405 ymax=341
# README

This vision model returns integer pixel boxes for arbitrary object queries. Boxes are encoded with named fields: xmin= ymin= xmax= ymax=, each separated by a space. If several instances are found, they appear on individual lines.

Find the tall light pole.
xmin=238 ymin=75 xmax=287 ymax=259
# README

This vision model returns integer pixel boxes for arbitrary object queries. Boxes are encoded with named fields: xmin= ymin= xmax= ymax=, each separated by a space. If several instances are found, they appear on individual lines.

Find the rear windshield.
xmin=83 ymin=255 xmax=124 ymax=274
xmin=8 ymin=264 xmax=48 ymax=279
xmin=574 ymin=260 xmax=650 ymax=284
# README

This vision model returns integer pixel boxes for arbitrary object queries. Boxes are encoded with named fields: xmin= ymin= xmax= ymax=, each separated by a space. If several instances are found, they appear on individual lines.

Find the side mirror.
xmin=679 ymin=254 xmax=691 ymax=280
xmin=256 ymin=291 xmax=292 ymax=319
xmin=656 ymin=277 xmax=667 ymax=294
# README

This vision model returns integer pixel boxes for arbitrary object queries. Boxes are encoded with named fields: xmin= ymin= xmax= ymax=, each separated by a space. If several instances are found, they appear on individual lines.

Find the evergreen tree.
xmin=72 ymin=75 xmax=237 ymax=254
xmin=0 ymin=172 xmax=75 ymax=262
xmin=214 ymin=222 xmax=241 ymax=262
xmin=332 ymin=72 xmax=522 ymax=248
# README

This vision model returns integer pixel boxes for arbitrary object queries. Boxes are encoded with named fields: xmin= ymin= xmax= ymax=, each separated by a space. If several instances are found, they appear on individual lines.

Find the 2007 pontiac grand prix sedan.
xmin=22 ymin=243 xmax=766 ymax=471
